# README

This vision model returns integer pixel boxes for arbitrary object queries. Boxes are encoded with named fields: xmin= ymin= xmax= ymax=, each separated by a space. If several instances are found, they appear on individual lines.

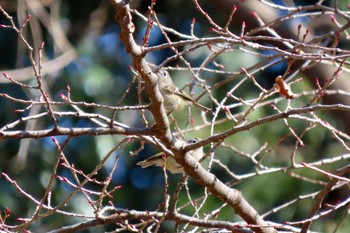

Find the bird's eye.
xmin=162 ymin=71 xmax=167 ymax=77
xmin=188 ymin=138 xmax=199 ymax=144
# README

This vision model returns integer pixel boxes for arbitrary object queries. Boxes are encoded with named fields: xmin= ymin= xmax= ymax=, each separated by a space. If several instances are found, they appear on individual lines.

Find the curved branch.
xmin=109 ymin=0 xmax=172 ymax=145
xmin=107 ymin=1 xmax=276 ymax=232
xmin=185 ymin=104 xmax=350 ymax=151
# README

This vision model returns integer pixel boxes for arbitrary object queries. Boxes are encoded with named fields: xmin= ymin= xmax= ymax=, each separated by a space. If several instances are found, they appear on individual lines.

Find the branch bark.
xmin=109 ymin=1 xmax=276 ymax=232
xmin=109 ymin=0 xmax=173 ymax=145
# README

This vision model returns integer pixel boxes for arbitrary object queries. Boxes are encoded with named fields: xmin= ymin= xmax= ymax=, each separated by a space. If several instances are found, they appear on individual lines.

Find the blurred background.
xmin=0 ymin=0 xmax=349 ymax=232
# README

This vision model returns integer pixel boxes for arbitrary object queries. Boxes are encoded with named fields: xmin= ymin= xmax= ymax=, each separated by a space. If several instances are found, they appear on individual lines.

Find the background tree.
xmin=0 ymin=0 xmax=349 ymax=232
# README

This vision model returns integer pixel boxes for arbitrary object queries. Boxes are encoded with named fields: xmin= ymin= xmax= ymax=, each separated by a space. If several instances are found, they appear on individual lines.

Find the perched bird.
xmin=155 ymin=69 xmax=210 ymax=113
xmin=137 ymin=138 xmax=204 ymax=174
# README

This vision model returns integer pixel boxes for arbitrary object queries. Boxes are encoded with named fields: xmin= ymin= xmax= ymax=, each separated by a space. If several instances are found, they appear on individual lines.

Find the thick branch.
xmin=174 ymin=150 xmax=276 ymax=233
xmin=300 ymin=165 xmax=350 ymax=233
xmin=0 ymin=126 xmax=154 ymax=140
xmin=109 ymin=0 xmax=172 ymax=145
xmin=48 ymin=209 xmax=263 ymax=233
xmin=185 ymin=104 xmax=350 ymax=151
xmin=108 ymin=1 xmax=275 ymax=232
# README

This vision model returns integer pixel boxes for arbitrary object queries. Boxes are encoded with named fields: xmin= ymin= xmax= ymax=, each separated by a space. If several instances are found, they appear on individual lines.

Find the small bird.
xmin=156 ymin=69 xmax=210 ymax=113
xmin=137 ymin=138 xmax=204 ymax=174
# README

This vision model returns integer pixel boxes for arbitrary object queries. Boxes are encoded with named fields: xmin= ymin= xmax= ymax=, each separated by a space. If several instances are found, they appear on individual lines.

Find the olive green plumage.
xmin=137 ymin=138 xmax=204 ymax=174
xmin=156 ymin=69 xmax=210 ymax=113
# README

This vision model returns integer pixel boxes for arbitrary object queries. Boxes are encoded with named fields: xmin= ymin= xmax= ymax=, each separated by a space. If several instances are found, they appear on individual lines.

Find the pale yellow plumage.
xmin=156 ymin=69 xmax=210 ymax=113
xmin=137 ymin=138 xmax=204 ymax=174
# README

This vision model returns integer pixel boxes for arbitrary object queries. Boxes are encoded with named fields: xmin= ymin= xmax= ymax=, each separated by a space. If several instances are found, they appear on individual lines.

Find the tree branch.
xmin=109 ymin=0 xmax=173 ymax=145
